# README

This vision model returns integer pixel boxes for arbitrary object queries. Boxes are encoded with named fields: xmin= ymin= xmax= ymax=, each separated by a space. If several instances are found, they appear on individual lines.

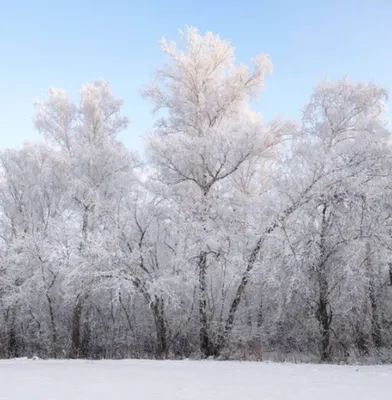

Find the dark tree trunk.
xmin=370 ymin=291 xmax=382 ymax=348
xmin=244 ymin=294 xmax=252 ymax=328
xmin=366 ymin=242 xmax=382 ymax=348
xmin=7 ymin=309 xmax=17 ymax=358
xmin=8 ymin=325 xmax=17 ymax=358
xmin=151 ymin=296 xmax=168 ymax=359
xmin=198 ymin=251 xmax=217 ymax=357
xmin=118 ymin=291 xmax=134 ymax=334
xmin=216 ymin=236 xmax=264 ymax=353
xmin=69 ymin=295 xmax=85 ymax=358
xmin=257 ymin=297 xmax=264 ymax=328
xmin=316 ymin=273 xmax=332 ymax=362
xmin=132 ymin=276 xmax=169 ymax=359
xmin=81 ymin=324 xmax=91 ymax=358
xmin=46 ymin=293 xmax=57 ymax=358
xmin=315 ymin=203 xmax=332 ymax=362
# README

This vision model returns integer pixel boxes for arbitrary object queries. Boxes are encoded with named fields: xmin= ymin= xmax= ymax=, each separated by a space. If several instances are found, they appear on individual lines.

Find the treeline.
xmin=1 ymin=27 xmax=392 ymax=363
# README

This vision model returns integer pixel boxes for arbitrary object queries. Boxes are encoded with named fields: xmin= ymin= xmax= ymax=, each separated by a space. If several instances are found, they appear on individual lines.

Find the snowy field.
xmin=0 ymin=359 xmax=391 ymax=399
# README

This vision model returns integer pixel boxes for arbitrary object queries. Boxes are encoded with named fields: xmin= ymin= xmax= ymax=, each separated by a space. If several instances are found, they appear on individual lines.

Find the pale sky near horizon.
xmin=1 ymin=0 xmax=391 ymax=154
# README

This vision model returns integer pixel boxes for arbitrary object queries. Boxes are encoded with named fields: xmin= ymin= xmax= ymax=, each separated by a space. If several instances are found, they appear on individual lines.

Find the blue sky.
xmin=1 ymin=0 xmax=391 ymax=153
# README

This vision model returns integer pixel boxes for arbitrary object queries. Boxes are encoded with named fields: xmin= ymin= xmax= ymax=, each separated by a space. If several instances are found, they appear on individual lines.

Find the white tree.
xmin=34 ymin=80 xmax=137 ymax=357
xmin=0 ymin=143 xmax=68 ymax=357
xmin=275 ymin=78 xmax=391 ymax=361
xmin=143 ymin=26 xmax=293 ymax=357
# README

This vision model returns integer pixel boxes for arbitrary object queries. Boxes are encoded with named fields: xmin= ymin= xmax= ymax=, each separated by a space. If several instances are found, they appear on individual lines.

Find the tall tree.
xmin=34 ymin=80 xmax=135 ymax=357
xmin=143 ymin=26 xmax=288 ymax=357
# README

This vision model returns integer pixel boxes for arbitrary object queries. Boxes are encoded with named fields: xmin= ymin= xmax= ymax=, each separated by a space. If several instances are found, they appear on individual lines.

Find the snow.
xmin=0 ymin=359 xmax=391 ymax=399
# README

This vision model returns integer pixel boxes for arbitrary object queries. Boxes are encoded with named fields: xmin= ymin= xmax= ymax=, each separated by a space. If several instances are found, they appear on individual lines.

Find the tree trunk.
xmin=132 ymin=276 xmax=169 ymax=359
xmin=257 ymin=296 xmax=264 ymax=328
xmin=366 ymin=242 xmax=382 ymax=348
xmin=316 ymin=272 xmax=332 ymax=362
xmin=315 ymin=203 xmax=332 ymax=362
xmin=6 ymin=309 xmax=17 ymax=358
xmin=216 ymin=236 xmax=264 ymax=353
xmin=198 ymin=251 xmax=217 ymax=357
xmin=119 ymin=291 xmax=134 ymax=334
xmin=69 ymin=294 xmax=85 ymax=358
xmin=81 ymin=323 xmax=91 ymax=358
xmin=8 ymin=325 xmax=17 ymax=358
xmin=46 ymin=293 xmax=57 ymax=358
xmin=151 ymin=296 xmax=168 ymax=359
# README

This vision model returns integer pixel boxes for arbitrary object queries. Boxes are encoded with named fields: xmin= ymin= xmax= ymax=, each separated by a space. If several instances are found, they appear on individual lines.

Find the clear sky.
xmin=1 ymin=0 xmax=391 ymax=153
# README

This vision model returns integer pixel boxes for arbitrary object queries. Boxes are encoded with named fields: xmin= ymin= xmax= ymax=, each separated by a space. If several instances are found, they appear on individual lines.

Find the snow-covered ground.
xmin=0 ymin=359 xmax=391 ymax=399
